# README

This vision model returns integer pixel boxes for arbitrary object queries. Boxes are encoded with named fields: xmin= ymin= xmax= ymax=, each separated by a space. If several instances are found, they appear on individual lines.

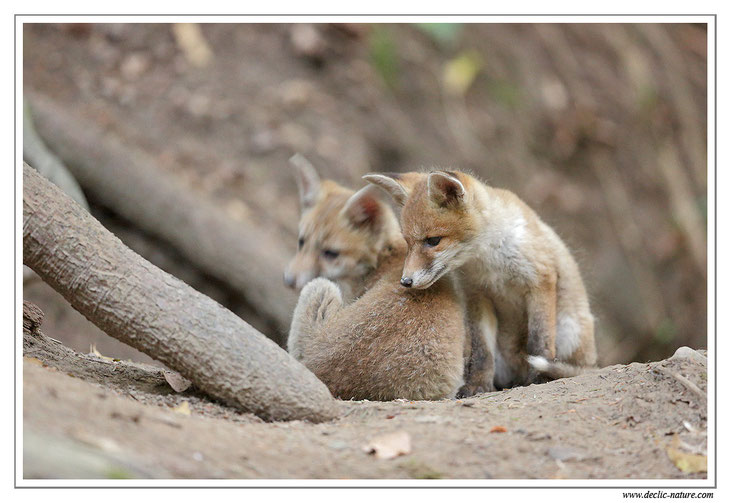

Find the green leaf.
xmin=415 ymin=23 xmax=462 ymax=48
xmin=443 ymin=50 xmax=482 ymax=96
xmin=369 ymin=27 xmax=399 ymax=89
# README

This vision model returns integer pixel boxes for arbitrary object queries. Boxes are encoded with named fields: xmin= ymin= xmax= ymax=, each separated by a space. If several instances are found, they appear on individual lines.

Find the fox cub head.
xmin=364 ymin=170 xmax=480 ymax=289
xmin=284 ymin=155 xmax=400 ymax=291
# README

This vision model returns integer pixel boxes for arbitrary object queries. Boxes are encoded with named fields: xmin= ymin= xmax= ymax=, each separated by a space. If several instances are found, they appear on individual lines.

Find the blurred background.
xmin=22 ymin=22 xmax=708 ymax=366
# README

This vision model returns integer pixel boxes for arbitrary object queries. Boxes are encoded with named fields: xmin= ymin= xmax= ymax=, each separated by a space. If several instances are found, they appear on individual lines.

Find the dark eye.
xmin=424 ymin=236 xmax=442 ymax=247
xmin=298 ymin=237 xmax=304 ymax=250
xmin=322 ymin=249 xmax=340 ymax=260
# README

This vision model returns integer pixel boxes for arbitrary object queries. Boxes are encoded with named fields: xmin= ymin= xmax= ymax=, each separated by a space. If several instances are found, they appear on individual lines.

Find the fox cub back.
xmin=366 ymin=170 xmax=597 ymax=389
xmin=286 ymin=167 xmax=466 ymax=400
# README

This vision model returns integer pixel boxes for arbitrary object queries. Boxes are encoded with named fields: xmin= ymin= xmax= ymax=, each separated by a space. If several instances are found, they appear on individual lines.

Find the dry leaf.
xmin=24 ymin=357 xmax=43 ymax=366
xmin=172 ymin=401 xmax=192 ymax=416
xmin=172 ymin=23 xmax=213 ymax=67
xmin=72 ymin=430 xmax=121 ymax=453
xmin=164 ymin=371 xmax=192 ymax=393
xmin=362 ymin=431 xmax=411 ymax=460
xmin=490 ymin=426 xmax=508 ymax=433
xmin=89 ymin=344 xmax=114 ymax=361
xmin=667 ymin=436 xmax=707 ymax=473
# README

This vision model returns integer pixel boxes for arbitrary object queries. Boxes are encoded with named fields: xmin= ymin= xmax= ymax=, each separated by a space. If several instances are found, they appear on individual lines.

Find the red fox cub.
xmin=285 ymin=162 xmax=468 ymax=400
xmin=365 ymin=170 xmax=597 ymax=390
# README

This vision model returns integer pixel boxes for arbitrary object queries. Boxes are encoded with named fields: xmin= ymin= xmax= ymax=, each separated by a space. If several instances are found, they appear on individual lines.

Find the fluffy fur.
xmin=365 ymin=170 xmax=597 ymax=390
xmin=289 ymin=245 xmax=466 ymax=400
xmin=286 ymin=162 xmax=467 ymax=400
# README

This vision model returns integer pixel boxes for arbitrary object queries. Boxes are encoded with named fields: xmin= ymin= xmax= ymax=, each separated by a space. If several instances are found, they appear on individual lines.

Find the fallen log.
xmin=23 ymin=163 xmax=340 ymax=423
xmin=27 ymin=94 xmax=297 ymax=341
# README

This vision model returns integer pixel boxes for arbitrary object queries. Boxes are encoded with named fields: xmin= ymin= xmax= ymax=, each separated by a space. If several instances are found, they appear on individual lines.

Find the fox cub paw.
xmin=300 ymin=278 xmax=343 ymax=322
xmin=456 ymin=382 xmax=495 ymax=398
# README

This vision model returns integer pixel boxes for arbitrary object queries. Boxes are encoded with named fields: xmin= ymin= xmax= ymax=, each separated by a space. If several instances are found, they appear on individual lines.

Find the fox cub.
xmin=365 ymin=170 xmax=597 ymax=390
xmin=285 ymin=160 xmax=467 ymax=400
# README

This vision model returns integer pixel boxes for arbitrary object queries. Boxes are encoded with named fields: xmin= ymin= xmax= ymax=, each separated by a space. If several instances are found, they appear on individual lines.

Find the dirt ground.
xmin=23 ymin=324 xmax=708 ymax=480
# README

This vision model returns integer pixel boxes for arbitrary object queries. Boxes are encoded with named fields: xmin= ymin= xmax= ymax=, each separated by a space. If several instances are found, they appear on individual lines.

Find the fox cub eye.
xmin=424 ymin=237 xmax=442 ymax=247
xmin=298 ymin=237 xmax=305 ymax=249
xmin=322 ymin=249 xmax=340 ymax=260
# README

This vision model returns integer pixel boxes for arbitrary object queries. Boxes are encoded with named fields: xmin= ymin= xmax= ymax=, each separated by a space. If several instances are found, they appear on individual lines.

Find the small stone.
xmin=120 ymin=52 xmax=150 ymax=81
xmin=671 ymin=347 xmax=707 ymax=365
xmin=547 ymin=446 xmax=588 ymax=462
xmin=328 ymin=440 xmax=348 ymax=451
xmin=290 ymin=24 xmax=325 ymax=59
xmin=414 ymin=415 xmax=442 ymax=424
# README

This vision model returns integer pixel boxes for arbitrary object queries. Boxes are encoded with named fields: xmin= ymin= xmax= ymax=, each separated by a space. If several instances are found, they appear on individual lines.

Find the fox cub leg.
xmin=457 ymin=299 xmax=498 ymax=397
xmin=526 ymin=272 xmax=558 ymax=362
xmin=288 ymin=278 xmax=343 ymax=361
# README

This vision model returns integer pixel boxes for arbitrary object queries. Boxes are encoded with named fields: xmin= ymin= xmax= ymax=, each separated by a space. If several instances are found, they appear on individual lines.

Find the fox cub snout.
xmin=366 ymin=170 xmax=597 ymax=389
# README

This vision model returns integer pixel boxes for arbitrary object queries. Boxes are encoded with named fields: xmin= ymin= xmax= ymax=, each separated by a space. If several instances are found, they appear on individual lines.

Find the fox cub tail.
xmin=526 ymin=355 xmax=595 ymax=380
xmin=288 ymin=278 xmax=343 ymax=361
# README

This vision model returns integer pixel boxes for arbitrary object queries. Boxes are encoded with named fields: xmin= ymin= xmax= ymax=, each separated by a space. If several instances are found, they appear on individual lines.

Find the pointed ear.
xmin=340 ymin=185 xmax=385 ymax=230
xmin=290 ymin=153 xmax=321 ymax=208
xmin=363 ymin=173 xmax=410 ymax=206
xmin=428 ymin=171 xmax=466 ymax=207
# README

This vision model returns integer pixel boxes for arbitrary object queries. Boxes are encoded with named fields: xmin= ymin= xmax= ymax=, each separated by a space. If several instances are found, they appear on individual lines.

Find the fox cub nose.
xmin=283 ymin=272 xmax=296 ymax=288
xmin=400 ymin=277 xmax=413 ymax=288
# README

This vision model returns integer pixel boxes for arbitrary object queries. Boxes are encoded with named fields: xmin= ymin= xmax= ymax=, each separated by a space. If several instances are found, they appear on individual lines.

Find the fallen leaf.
xmin=89 ymin=344 xmax=115 ymax=362
xmin=71 ymin=429 xmax=121 ymax=453
xmin=362 ymin=431 xmax=411 ymax=460
xmin=163 ymin=371 xmax=192 ymax=393
xmin=172 ymin=23 xmax=213 ymax=67
xmin=490 ymin=426 xmax=507 ymax=433
xmin=667 ymin=436 xmax=707 ymax=473
xmin=24 ymin=357 xmax=43 ymax=366
xmin=172 ymin=401 xmax=192 ymax=416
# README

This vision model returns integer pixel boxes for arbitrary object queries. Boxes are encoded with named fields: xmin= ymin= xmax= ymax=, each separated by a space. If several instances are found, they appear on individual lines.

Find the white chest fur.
xmin=466 ymin=210 xmax=536 ymax=294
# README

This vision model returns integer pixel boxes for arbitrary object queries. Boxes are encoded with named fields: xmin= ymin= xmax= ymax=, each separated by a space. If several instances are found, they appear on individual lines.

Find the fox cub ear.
xmin=289 ymin=153 xmax=321 ymax=209
xmin=362 ymin=173 xmax=410 ymax=206
xmin=428 ymin=171 xmax=465 ymax=207
xmin=341 ymin=185 xmax=385 ymax=230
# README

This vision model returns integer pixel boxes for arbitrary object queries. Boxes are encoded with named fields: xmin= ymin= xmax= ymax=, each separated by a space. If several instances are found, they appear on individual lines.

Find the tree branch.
xmin=28 ymin=93 xmax=297 ymax=342
xmin=23 ymin=163 xmax=340 ymax=423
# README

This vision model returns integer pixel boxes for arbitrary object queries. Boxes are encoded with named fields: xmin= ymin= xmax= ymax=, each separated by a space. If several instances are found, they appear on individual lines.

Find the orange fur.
xmin=366 ymin=170 xmax=597 ymax=390
xmin=286 ymin=163 xmax=467 ymax=400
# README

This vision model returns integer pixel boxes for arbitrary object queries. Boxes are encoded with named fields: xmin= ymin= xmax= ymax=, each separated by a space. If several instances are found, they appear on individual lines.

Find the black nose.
xmin=400 ymin=277 xmax=413 ymax=288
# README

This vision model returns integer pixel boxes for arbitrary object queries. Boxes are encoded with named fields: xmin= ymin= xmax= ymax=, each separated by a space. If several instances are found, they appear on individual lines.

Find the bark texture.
xmin=28 ymin=94 xmax=297 ymax=340
xmin=23 ymin=163 xmax=340 ymax=423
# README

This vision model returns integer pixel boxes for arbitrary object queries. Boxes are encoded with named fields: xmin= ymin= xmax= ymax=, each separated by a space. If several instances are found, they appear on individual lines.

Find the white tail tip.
xmin=526 ymin=355 xmax=550 ymax=372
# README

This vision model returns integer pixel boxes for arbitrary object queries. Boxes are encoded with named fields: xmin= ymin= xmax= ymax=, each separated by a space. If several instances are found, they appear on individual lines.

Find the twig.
xmin=654 ymin=365 xmax=706 ymax=400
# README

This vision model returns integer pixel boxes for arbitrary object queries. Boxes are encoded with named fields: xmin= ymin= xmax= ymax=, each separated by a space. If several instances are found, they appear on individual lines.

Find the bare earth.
xmin=23 ymin=333 xmax=708 ymax=480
